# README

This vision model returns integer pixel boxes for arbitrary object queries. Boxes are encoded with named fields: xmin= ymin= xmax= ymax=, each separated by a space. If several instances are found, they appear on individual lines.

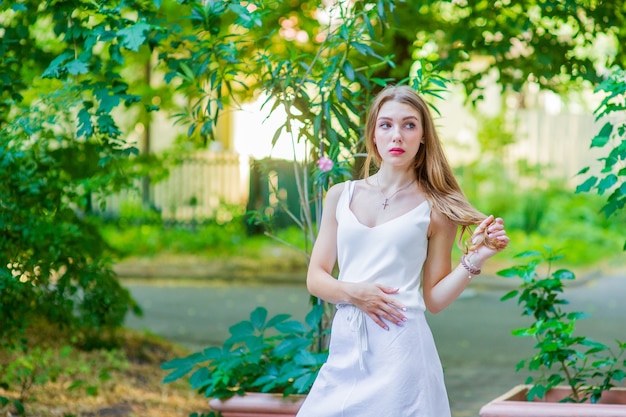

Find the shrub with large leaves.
xmin=162 ymin=305 xmax=328 ymax=399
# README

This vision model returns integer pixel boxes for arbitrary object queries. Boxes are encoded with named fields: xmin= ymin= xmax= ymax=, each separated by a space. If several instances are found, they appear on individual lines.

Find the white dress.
xmin=296 ymin=181 xmax=451 ymax=417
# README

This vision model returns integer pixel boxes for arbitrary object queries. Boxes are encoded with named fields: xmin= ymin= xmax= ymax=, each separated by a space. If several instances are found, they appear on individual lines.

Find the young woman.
xmin=296 ymin=86 xmax=510 ymax=417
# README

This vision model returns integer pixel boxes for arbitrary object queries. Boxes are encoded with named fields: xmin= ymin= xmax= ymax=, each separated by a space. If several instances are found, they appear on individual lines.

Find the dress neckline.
xmin=347 ymin=199 xmax=429 ymax=229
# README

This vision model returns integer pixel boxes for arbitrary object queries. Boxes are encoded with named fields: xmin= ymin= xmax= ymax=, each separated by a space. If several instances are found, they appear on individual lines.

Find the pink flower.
xmin=317 ymin=156 xmax=334 ymax=172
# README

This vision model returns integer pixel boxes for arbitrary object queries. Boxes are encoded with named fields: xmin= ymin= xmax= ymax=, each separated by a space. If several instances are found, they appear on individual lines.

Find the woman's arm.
xmin=422 ymin=211 xmax=508 ymax=314
xmin=306 ymin=182 xmax=408 ymax=330
xmin=306 ymin=183 xmax=344 ymax=303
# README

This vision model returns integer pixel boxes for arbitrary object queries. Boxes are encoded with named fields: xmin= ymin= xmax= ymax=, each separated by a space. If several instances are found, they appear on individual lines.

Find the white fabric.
xmin=336 ymin=180 xmax=430 ymax=311
xmin=296 ymin=180 xmax=451 ymax=417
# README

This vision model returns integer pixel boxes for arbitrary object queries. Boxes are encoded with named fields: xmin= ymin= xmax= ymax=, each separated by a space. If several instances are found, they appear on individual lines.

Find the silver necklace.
xmin=376 ymin=175 xmax=416 ymax=210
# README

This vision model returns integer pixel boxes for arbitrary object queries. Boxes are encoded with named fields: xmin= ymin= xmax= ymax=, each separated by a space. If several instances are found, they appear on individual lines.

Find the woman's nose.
xmin=391 ymin=127 xmax=402 ymax=142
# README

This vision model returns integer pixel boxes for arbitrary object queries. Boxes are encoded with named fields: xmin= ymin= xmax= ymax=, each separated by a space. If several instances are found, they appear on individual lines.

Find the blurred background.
xmin=1 ymin=1 xmax=624 ymax=416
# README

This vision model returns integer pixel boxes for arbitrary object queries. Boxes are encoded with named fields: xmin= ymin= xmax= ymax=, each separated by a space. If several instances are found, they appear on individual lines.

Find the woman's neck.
xmin=375 ymin=166 xmax=416 ymax=188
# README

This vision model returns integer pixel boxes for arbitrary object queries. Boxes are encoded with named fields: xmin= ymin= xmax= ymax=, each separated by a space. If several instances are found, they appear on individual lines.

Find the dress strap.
xmin=347 ymin=180 xmax=356 ymax=204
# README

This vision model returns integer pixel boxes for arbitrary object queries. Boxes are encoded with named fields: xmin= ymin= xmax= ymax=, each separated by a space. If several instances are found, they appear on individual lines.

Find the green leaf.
xmin=77 ymin=108 xmax=94 ymax=138
xmin=540 ymin=341 xmax=560 ymax=352
xmin=189 ymin=367 xmax=210 ymax=390
xmin=567 ymin=312 xmax=589 ymax=320
xmin=352 ymin=42 xmax=377 ymax=58
xmin=527 ymin=384 xmax=547 ymax=400
xmin=335 ymin=81 xmax=343 ymax=102
xmin=514 ymin=250 xmax=542 ymax=259
xmin=161 ymin=352 xmax=206 ymax=370
xmin=162 ymin=364 xmax=195 ymax=383
xmin=229 ymin=320 xmax=255 ymax=338
xmin=250 ymin=307 xmax=268 ymax=331
xmin=342 ymin=61 xmax=355 ymax=82
xmin=576 ymin=176 xmax=597 ymax=193
xmin=294 ymin=349 xmax=318 ymax=366
xmin=511 ymin=327 xmax=531 ymax=337
xmin=11 ymin=4 xmax=27 ymax=12
xmin=42 ymin=51 xmax=74 ymax=78
xmin=118 ymin=22 xmax=151 ymax=52
xmin=500 ymin=290 xmax=519 ymax=301
xmin=293 ymin=373 xmax=317 ymax=393
xmin=496 ymin=266 xmax=524 ymax=278
xmin=266 ymin=313 xmax=291 ymax=329
xmin=305 ymin=304 xmax=324 ymax=329
xmin=591 ymin=122 xmax=613 ymax=148
xmin=275 ymin=320 xmax=307 ymax=334
xmin=552 ymin=269 xmax=575 ymax=280
xmin=273 ymin=338 xmax=310 ymax=357
xmin=66 ymin=59 xmax=89 ymax=75
xmin=94 ymin=88 xmax=120 ymax=113
xmin=598 ymin=174 xmax=618 ymax=195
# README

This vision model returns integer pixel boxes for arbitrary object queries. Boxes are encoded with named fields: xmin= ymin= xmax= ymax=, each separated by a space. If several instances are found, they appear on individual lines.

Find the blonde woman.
xmin=296 ymin=86 xmax=509 ymax=417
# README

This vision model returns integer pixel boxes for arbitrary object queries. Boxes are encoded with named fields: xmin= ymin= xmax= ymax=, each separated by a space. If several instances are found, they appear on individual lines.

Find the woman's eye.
xmin=379 ymin=122 xmax=391 ymax=128
xmin=405 ymin=122 xmax=416 ymax=129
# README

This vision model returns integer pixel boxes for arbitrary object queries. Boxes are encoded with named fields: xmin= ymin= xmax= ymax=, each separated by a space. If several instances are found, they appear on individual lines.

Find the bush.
xmin=0 ymin=98 xmax=141 ymax=349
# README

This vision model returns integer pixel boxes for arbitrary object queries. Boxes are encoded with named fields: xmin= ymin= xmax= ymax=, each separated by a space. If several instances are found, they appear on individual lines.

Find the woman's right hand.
xmin=346 ymin=282 xmax=407 ymax=330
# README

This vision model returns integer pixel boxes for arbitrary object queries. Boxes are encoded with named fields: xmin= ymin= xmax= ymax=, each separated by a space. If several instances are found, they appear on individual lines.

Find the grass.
xmin=0 ymin=325 xmax=208 ymax=417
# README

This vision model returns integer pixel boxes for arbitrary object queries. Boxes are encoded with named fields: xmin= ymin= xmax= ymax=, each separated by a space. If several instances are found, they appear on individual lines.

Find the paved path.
xmin=123 ymin=269 xmax=626 ymax=417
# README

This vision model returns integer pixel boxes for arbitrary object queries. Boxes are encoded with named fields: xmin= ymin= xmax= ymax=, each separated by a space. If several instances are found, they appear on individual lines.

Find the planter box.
xmin=209 ymin=392 xmax=306 ymax=417
xmin=479 ymin=385 xmax=626 ymax=417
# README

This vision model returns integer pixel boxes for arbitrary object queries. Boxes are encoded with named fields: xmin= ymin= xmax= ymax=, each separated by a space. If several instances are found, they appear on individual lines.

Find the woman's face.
xmin=374 ymin=100 xmax=424 ymax=168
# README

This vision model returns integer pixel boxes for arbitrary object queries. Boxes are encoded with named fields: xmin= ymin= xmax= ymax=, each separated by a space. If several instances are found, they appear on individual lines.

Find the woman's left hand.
xmin=470 ymin=215 xmax=509 ymax=263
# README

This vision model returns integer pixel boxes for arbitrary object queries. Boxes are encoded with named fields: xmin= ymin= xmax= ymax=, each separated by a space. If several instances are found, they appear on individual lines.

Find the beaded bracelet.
xmin=461 ymin=254 xmax=481 ymax=278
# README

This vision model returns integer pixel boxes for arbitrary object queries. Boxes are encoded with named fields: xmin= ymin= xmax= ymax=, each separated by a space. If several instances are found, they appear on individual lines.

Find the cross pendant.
xmin=382 ymin=199 xmax=389 ymax=210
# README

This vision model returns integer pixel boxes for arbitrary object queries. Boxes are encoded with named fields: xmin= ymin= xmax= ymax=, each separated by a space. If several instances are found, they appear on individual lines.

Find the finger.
xmin=488 ymin=230 xmax=506 ymax=238
xmin=368 ymin=313 xmax=390 ymax=330
xmin=378 ymin=307 xmax=406 ymax=327
xmin=473 ymin=216 xmax=494 ymax=238
xmin=497 ymin=236 xmax=510 ymax=244
xmin=487 ymin=222 xmax=505 ymax=232
xmin=378 ymin=285 xmax=400 ymax=295
xmin=480 ymin=214 xmax=495 ymax=228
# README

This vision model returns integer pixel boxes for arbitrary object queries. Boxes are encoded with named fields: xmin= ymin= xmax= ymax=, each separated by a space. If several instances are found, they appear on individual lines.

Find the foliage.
xmin=374 ymin=0 xmax=625 ymax=102
xmin=159 ymin=0 xmax=449 ymax=267
xmin=0 ymin=101 xmax=142 ymax=348
xmin=98 ymin=201 xmax=249 ymax=257
xmin=0 ymin=325 xmax=204 ymax=417
xmin=161 ymin=306 xmax=328 ymax=400
xmin=0 ymin=344 xmax=128 ymax=416
xmin=0 ymin=0 xmax=171 ymax=349
xmin=455 ymin=105 xmax=625 ymax=264
xmin=3 ymin=0 xmax=622 ymax=350
xmin=576 ymin=67 xmax=626 ymax=250
xmin=498 ymin=250 xmax=626 ymax=403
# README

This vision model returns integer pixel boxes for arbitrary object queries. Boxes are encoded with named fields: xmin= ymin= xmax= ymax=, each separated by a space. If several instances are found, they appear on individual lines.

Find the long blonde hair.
xmin=362 ymin=85 xmax=501 ymax=251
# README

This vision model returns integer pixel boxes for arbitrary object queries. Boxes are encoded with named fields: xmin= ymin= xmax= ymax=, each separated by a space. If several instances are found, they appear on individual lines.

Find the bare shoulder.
xmin=323 ymin=181 xmax=348 ymax=208
xmin=327 ymin=181 xmax=347 ymax=198
xmin=428 ymin=203 xmax=457 ymax=239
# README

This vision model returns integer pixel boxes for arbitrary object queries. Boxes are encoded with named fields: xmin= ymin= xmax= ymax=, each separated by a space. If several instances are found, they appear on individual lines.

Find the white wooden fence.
xmin=98 ymin=150 xmax=246 ymax=221
xmin=511 ymin=109 xmax=601 ymax=185
xmin=97 ymin=110 xmax=606 ymax=222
